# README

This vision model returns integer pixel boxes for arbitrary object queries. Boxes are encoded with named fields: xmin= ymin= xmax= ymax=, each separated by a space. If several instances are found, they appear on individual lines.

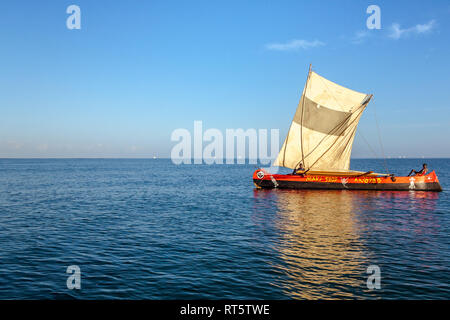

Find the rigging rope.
xmin=295 ymin=96 xmax=370 ymax=171
xmin=372 ymin=97 xmax=390 ymax=174
xmin=306 ymin=105 xmax=366 ymax=169
xmin=357 ymin=129 xmax=380 ymax=159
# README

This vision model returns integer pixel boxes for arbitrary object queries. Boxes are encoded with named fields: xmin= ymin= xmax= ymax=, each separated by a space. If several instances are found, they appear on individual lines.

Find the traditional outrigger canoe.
xmin=253 ymin=66 xmax=442 ymax=192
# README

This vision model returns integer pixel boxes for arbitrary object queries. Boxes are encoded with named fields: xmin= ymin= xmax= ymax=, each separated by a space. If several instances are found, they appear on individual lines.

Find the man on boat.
xmin=408 ymin=163 xmax=428 ymax=176
xmin=292 ymin=163 xmax=306 ymax=175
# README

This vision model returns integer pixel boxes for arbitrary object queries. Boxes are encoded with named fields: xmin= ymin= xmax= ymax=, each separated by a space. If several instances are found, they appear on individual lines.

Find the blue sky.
xmin=1 ymin=0 xmax=449 ymax=158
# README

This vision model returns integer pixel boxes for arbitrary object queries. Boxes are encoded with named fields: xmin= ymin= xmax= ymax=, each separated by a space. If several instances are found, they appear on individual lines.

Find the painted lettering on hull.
xmin=304 ymin=176 xmax=382 ymax=184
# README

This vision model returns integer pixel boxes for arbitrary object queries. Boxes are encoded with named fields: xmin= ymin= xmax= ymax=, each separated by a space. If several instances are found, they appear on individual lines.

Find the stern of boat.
xmin=419 ymin=170 xmax=443 ymax=191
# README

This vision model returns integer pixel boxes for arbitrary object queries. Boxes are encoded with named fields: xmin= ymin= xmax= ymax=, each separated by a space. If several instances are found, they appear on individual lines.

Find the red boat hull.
xmin=253 ymin=169 xmax=442 ymax=192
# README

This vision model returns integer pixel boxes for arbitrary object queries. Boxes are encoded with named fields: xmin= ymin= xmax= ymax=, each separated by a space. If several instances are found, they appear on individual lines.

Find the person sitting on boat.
xmin=408 ymin=163 xmax=428 ymax=176
xmin=292 ymin=163 xmax=305 ymax=175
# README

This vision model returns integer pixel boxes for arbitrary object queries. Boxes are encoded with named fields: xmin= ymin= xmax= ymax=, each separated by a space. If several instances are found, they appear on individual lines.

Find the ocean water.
xmin=0 ymin=158 xmax=448 ymax=299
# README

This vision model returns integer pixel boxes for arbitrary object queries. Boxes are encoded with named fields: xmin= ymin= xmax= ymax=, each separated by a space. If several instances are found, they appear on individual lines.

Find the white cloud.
xmin=351 ymin=30 xmax=370 ymax=44
xmin=265 ymin=39 xmax=325 ymax=51
xmin=389 ymin=20 xmax=436 ymax=40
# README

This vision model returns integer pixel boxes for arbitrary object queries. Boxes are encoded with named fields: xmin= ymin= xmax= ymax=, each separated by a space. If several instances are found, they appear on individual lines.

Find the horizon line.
xmin=1 ymin=157 xmax=449 ymax=160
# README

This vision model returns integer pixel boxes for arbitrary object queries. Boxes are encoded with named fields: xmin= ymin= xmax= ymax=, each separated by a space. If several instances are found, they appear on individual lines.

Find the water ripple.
xmin=0 ymin=159 xmax=448 ymax=299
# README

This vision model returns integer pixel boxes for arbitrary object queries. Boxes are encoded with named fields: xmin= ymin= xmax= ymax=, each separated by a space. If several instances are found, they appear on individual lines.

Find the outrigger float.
xmin=253 ymin=66 xmax=442 ymax=192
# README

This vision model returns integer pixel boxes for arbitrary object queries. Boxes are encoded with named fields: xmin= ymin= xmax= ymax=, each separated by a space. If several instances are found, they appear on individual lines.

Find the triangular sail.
xmin=273 ymin=69 xmax=372 ymax=171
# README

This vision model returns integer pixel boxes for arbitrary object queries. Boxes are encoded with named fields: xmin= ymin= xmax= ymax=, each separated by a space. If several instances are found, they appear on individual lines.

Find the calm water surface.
xmin=0 ymin=159 xmax=449 ymax=299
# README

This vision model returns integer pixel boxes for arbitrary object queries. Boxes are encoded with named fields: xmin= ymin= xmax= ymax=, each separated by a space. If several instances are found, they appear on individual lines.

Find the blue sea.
xmin=0 ymin=158 xmax=448 ymax=299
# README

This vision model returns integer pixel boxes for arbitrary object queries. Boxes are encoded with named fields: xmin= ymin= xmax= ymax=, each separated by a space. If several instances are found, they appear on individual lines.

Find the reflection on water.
xmin=253 ymin=189 xmax=440 ymax=299
xmin=0 ymin=159 xmax=445 ymax=299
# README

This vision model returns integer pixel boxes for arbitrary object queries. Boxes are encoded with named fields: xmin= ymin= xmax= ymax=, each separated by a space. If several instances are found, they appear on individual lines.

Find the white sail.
xmin=273 ymin=69 xmax=372 ymax=171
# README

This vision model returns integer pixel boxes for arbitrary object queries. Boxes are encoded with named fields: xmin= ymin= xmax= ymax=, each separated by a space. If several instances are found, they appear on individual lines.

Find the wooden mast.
xmin=297 ymin=63 xmax=312 ymax=170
